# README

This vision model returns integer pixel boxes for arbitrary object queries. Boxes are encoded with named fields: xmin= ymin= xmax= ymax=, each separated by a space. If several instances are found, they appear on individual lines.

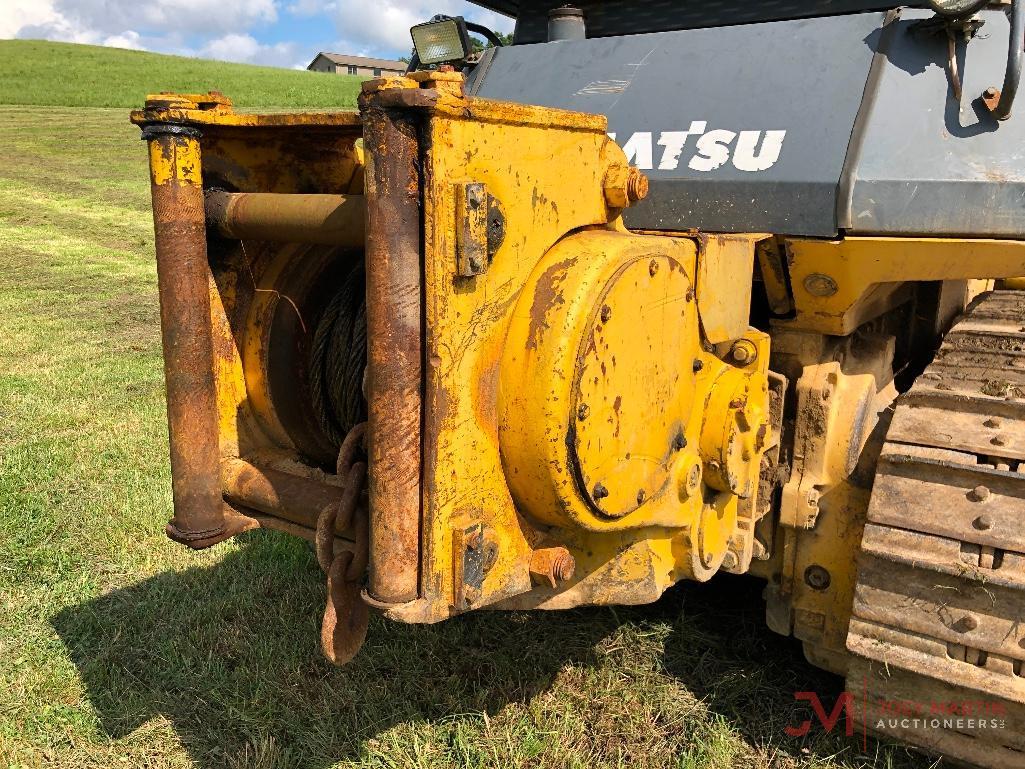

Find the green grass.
xmin=0 ymin=53 xmax=929 ymax=768
xmin=0 ymin=40 xmax=364 ymax=109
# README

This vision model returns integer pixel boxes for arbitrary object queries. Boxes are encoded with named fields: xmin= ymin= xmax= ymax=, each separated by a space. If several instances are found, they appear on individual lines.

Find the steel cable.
xmin=309 ymin=261 xmax=367 ymax=446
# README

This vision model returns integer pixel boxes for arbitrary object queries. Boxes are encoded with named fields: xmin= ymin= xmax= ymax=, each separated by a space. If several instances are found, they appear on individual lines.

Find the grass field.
xmin=0 ymin=44 xmax=931 ymax=768
xmin=0 ymin=40 xmax=365 ymax=109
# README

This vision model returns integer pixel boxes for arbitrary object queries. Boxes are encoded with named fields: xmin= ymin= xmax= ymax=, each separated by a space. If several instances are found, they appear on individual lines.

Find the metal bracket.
xmin=985 ymin=0 xmax=1024 ymax=119
xmin=452 ymin=522 xmax=498 ymax=610
xmin=455 ymin=183 xmax=506 ymax=277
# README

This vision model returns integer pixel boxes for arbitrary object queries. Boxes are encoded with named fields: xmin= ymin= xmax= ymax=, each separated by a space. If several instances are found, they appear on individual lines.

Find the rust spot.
xmin=527 ymin=256 xmax=575 ymax=350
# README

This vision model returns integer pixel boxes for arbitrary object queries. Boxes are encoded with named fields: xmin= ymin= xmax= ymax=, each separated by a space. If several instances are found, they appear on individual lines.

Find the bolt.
xmin=803 ymin=273 xmax=838 ymax=298
xmin=577 ymin=403 xmax=590 ymax=421
xmin=592 ymin=482 xmax=609 ymax=501
xmin=673 ymin=431 xmax=688 ymax=451
xmin=602 ymin=165 xmax=647 ymax=209
xmin=960 ymin=615 xmax=979 ymax=632
xmin=600 ymin=304 xmax=612 ymax=323
xmin=804 ymin=564 xmax=831 ymax=591
xmin=649 ymin=259 xmax=659 ymax=277
xmin=636 ymin=489 xmax=646 ymax=505
xmin=626 ymin=167 xmax=649 ymax=203
xmin=973 ymin=514 xmax=993 ymax=531
xmin=692 ymin=359 xmax=704 ymax=373
xmin=722 ymin=551 xmax=739 ymax=570
xmin=971 ymin=485 xmax=991 ymax=502
xmin=985 ymin=86 xmax=999 ymax=99
xmin=529 ymin=546 xmax=576 ymax=589
xmin=730 ymin=341 xmax=756 ymax=364
xmin=992 ymin=435 xmax=1007 ymax=446
xmin=984 ymin=417 xmax=1002 ymax=428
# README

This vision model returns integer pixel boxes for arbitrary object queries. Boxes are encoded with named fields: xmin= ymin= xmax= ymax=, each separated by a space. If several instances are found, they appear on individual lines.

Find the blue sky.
xmin=0 ymin=1 xmax=516 ymax=69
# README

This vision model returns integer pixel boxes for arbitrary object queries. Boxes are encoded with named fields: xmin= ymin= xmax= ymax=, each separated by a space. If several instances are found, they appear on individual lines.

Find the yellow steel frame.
xmin=785 ymin=236 xmax=1025 ymax=334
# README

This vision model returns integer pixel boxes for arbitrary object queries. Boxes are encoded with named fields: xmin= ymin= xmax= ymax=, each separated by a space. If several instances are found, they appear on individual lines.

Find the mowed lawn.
xmin=0 ymin=63 xmax=926 ymax=769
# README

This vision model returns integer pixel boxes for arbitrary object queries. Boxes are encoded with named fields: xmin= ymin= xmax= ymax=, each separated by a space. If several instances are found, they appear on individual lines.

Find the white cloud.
xmin=0 ymin=0 xmax=60 ymax=39
xmin=1 ymin=0 xmax=514 ymax=66
xmin=101 ymin=30 xmax=145 ymax=50
xmin=299 ymin=1 xmax=514 ymax=58
xmin=198 ymin=33 xmax=304 ymax=68
xmin=53 ymin=0 xmax=275 ymax=38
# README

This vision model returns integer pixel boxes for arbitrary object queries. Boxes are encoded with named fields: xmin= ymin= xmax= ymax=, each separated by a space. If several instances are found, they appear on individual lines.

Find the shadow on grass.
xmin=52 ymin=531 xmax=915 ymax=768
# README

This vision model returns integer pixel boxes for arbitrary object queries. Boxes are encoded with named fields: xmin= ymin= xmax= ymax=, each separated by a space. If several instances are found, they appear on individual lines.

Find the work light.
xmin=411 ymin=16 xmax=472 ymax=65
xmin=927 ymin=0 xmax=989 ymax=17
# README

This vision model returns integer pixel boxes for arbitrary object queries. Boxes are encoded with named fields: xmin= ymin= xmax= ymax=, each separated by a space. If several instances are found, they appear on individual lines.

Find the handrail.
xmin=992 ymin=0 xmax=1025 ymax=120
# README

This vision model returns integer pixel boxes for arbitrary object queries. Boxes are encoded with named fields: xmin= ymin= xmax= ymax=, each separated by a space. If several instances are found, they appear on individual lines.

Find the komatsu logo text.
xmin=610 ymin=123 xmax=787 ymax=173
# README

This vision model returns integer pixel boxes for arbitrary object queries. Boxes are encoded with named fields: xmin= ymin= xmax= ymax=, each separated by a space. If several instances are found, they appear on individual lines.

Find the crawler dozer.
xmin=133 ymin=1 xmax=1025 ymax=764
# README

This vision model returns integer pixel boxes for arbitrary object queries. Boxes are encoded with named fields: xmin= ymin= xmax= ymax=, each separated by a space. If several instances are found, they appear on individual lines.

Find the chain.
xmin=315 ymin=421 xmax=369 ymax=664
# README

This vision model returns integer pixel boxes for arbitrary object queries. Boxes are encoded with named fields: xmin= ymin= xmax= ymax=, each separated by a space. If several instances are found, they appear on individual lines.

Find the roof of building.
xmin=309 ymin=53 xmax=407 ymax=70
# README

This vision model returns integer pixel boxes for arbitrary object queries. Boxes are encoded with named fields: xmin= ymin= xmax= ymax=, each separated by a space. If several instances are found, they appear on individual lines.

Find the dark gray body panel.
xmin=469 ymin=8 xmax=1025 ymax=237
xmin=471 ymin=12 xmax=883 ymax=236
xmin=846 ymin=8 xmax=1025 ymax=236
xmin=476 ymin=0 xmax=916 ymax=43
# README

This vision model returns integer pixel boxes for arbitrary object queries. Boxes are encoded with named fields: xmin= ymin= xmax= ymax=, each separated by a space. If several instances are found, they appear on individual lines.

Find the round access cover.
xmin=571 ymin=255 xmax=699 ymax=518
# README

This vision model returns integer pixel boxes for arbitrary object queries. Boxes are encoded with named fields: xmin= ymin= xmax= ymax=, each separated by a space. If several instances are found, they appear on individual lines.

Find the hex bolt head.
xmin=960 ymin=615 xmax=979 ymax=632
xmin=973 ymin=514 xmax=993 ymax=531
xmin=577 ymin=403 xmax=590 ymax=421
xmin=672 ymin=432 xmax=688 ymax=451
xmin=692 ymin=359 xmax=704 ymax=373
xmin=992 ymin=434 xmax=1008 ymax=446
xmin=649 ymin=259 xmax=659 ymax=277
xmin=529 ymin=546 xmax=576 ymax=589
xmin=804 ymin=564 xmax=831 ymax=591
xmin=984 ymin=417 xmax=1002 ymax=428
xmin=803 ymin=273 xmax=839 ymax=297
xmin=730 ymin=341 xmax=755 ymax=364
xmin=626 ymin=167 xmax=649 ymax=203
xmin=592 ymin=482 xmax=609 ymax=501
xmin=985 ymin=86 xmax=999 ymax=99
xmin=600 ymin=304 xmax=612 ymax=323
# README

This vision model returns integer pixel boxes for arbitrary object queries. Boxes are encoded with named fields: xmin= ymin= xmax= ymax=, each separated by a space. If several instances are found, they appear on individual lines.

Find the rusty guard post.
xmin=142 ymin=122 xmax=247 ymax=548
xmin=359 ymin=81 xmax=425 ymax=605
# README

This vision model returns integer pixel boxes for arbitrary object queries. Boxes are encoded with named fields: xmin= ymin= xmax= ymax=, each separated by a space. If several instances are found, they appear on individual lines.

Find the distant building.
xmin=307 ymin=53 xmax=407 ymax=77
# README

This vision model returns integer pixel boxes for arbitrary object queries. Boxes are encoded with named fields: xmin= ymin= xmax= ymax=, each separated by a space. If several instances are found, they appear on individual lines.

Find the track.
xmin=846 ymin=290 xmax=1025 ymax=768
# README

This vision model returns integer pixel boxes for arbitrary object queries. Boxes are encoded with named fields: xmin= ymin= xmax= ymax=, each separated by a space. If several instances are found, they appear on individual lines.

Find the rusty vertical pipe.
xmin=143 ymin=124 xmax=234 ymax=548
xmin=359 ymin=91 xmax=423 ymax=604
